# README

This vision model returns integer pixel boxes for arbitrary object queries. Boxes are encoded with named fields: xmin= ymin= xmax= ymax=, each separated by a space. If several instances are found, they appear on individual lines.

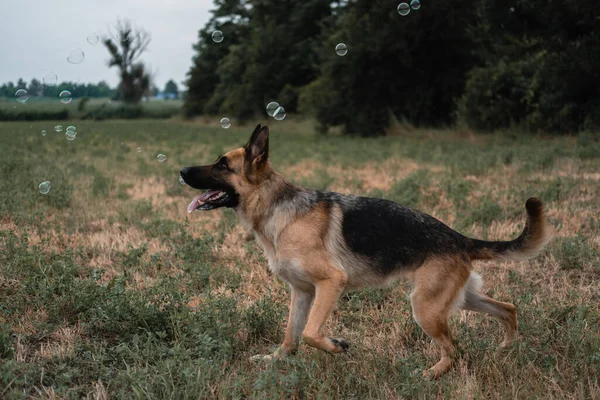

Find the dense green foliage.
xmin=459 ymin=0 xmax=600 ymax=133
xmin=185 ymin=0 xmax=600 ymax=136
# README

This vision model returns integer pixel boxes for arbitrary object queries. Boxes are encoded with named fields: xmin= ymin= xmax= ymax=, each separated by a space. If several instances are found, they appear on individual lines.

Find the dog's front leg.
xmin=279 ymin=286 xmax=314 ymax=356
xmin=302 ymin=276 xmax=349 ymax=353
xmin=250 ymin=285 xmax=313 ymax=361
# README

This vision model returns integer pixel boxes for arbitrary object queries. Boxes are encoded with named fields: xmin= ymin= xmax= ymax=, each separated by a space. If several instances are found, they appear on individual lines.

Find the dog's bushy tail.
xmin=468 ymin=198 xmax=551 ymax=261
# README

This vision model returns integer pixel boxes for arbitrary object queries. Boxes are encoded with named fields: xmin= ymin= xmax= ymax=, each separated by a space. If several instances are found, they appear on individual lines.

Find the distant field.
xmin=0 ymin=98 xmax=182 ymax=121
xmin=0 ymin=119 xmax=599 ymax=398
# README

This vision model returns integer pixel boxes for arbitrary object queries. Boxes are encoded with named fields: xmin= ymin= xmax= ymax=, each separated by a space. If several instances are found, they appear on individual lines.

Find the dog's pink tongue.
xmin=187 ymin=190 xmax=218 ymax=213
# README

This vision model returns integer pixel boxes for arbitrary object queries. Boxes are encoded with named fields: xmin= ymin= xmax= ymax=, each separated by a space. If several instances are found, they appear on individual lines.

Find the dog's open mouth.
xmin=187 ymin=189 xmax=231 ymax=213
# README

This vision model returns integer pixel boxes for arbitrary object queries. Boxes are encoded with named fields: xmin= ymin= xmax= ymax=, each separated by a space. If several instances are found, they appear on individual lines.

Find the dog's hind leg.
xmin=410 ymin=257 xmax=471 ymax=378
xmin=302 ymin=275 xmax=348 ymax=354
xmin=461 ymin=282 xmax=518 ymax=348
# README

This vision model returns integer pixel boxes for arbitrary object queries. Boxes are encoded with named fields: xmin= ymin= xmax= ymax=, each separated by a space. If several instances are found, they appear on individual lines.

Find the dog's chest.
xmin=268 ymin=257 xmax=312 ymax=287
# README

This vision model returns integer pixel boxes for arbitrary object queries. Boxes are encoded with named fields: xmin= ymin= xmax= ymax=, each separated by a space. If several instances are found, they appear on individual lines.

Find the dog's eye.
xmin=217 ymin=158 xmax=229 ymax=170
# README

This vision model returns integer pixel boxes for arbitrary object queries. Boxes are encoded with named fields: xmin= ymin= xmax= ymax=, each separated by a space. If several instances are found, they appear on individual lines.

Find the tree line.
xmin=0 ymin=79 xmax=180 ymax=101
xmin=184 ymin=0 xmax=600 ymax=135
xmin=0 ymin=79 xmax=117 ymax=99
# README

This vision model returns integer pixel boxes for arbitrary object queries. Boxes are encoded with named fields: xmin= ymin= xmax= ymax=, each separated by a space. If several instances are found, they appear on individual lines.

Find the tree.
xmin=184 ymin=0 xmax=251 ymax=117
xmin=185 ymin=0 xmax=332 ymax=120
xmin=459 ymin=0 xmax=600 ymax=133
xmin=302 ymin=0 xmax=478 ymax=136
xmin=28 ymin=79 xmax=42 ymax=97
xmin=163 ymin=80 xmax=178 ymax=97
xmin=103 ymin=19 xmax=152 ymax=103
xmin=16 ymin=78 xmax=27 ymax=90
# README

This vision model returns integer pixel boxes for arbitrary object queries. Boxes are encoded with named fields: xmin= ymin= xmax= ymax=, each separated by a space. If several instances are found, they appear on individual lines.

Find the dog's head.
xmin=180 ymin=123 xmax=270 ymax=213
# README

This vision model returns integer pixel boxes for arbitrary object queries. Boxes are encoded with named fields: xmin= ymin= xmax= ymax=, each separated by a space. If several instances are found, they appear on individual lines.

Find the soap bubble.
xmin=59 ymin=90 xmax=72 ymax=104
xmin=179 ymin=175 xmax=186 ymax=185
xmin=335 ymin=43 xmax=348 ymax=56
xmin=136 ymin=147 xmax=142 ymax=152
xmin=15 ymin=89 xmax=28 ymax=103
xmin=39 ymin=181 xmax=51 ymax=195
xmin=266 ymin=102 xmax=280 ymax=117
xmin=54 ymin=125 xmax=63 ymax=132
xmin=66 ymin=125 xmax=76 ymax=132
xmin=66 ymin=131 xmax=77 ymax=141
xmin=397 ymin=2 xmax=410 ymax=15
xmin=211 ymin=30 xmax=224 ymax=43
xmin=41 ymin=130 xmax=47 ymax=136
xmin=273 ymin=106 xmax=286 ymax=121
xmin=220 ymin=117 xmax=231 ymax=129
xmin=410 ymin=0 xmax=421 ymax=10
xmin=87 ymin=33 xmax=99 ymax=46
xmin=67 ymin=49 xmax=85 ymax=64
xmin=157 ymin=154 xmax=167 ymax=162
xmin=43 ymin=71 xmax=58 ymax=86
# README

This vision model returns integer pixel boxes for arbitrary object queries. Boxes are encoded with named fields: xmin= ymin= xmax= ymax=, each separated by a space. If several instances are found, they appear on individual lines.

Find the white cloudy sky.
xmin=0 ymin=0 xmax=213 ymax=90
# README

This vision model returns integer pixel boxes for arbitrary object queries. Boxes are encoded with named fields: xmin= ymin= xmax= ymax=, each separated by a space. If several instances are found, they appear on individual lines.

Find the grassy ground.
xmin=0 ymin=119 xmax=599 ymax=399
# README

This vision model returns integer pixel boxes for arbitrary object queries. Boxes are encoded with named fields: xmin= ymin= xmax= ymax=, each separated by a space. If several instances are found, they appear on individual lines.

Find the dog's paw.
xmin=422 ymin=367 xmax=450 ymax=379
xmin=498 ymin=338 xmax=516 ymax=349
xmin=330 ymin=338 xmax=350 ymax=352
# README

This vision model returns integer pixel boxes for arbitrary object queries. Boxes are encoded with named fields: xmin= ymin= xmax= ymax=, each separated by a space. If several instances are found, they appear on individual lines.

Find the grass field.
xmin=0 ymin=119 xmax=599 ymax=399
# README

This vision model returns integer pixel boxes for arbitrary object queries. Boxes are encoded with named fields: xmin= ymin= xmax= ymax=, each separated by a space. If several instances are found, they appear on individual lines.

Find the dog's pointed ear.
xmin=245 ymin=124 xmax=269 ymax=175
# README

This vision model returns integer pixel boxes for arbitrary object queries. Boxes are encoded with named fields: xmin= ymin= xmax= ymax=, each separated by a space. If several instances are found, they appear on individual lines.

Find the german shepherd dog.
xmin=180 ymin=124 xmax=551 ymax=377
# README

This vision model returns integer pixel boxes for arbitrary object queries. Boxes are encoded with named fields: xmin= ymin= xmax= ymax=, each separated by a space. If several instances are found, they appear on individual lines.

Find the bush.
xmin=0 ymin=108 xmax=69 ymax=121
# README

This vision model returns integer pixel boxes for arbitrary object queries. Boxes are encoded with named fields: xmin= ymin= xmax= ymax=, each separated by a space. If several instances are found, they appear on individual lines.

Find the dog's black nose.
xmin=180 ymin=167 xmax=190 ymax=178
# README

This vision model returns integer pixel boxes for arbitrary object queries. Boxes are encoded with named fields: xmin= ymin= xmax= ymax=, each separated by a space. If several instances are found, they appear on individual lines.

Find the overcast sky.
xmin=0 ymin=0 xmax=213 ymax=90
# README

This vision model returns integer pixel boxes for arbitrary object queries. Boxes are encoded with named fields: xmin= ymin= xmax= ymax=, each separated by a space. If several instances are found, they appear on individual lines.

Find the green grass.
xmin=0 ymin=119 xmax=599 ymax=398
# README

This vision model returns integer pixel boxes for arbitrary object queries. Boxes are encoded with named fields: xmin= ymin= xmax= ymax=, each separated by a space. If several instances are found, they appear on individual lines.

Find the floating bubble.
xmin=136 ymin=147 xmax=142 ymax=152
xmin=67 ymin=48 xmax=85 ymax=64
xmin=266 ymin=102 xmax=280 ymax=117
xmin=43 ymin=71 xmax=58 ymax=86
xmin=39 ymin=181 xmax=51 ymax=195
xmin=66 ymin=125 xmax=76 ymax=132
xmin=54 ymin=125 xmax=63 ymax=132
xmin=15 ymin=89 xmax=28 ymax=104
xmin=410 ymin=0 xmax=421 ymax=10
xmin=157 ymin=154 xmax=167 ymax=163
xmin=66 ymin=131 xmax=77 ymax=141
xmin=273 ymin=106 xmax=287 ymax=121
xmin=87 ymin=33 xmax=99 ymax=46
xmin=397 ymin=2 xmax=410 ymax=16
xmin=509 ymin=7 xmax=515 ymax=13
xmin=220 ymin=117 xmax=231 ymax=129
xmin=335 ymin=43 xmax=348 ymax=56
xmin=179 ymin=175 xmax=186 ymax=185
xmin=41 ymin=130 xmax=47 ymax=137
xmin=211 ymin=30 xmax=224 ymax=43
xmin=59 ymin=90 xmax=72 ymax=104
